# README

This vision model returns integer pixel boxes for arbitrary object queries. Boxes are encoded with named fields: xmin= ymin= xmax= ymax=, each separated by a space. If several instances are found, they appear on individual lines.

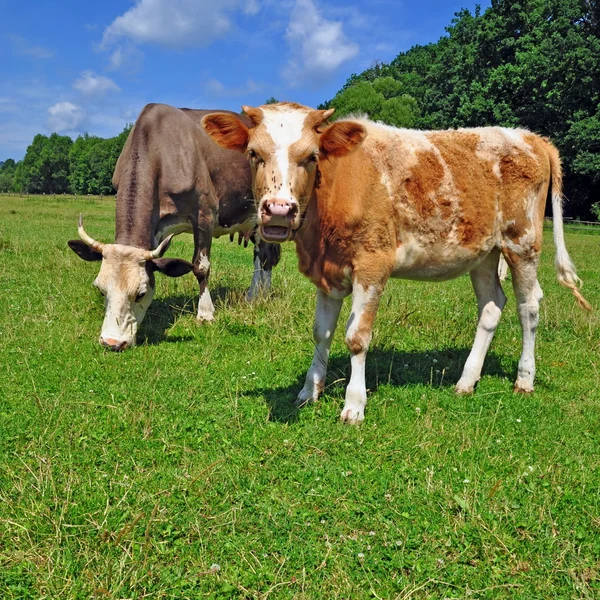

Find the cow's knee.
xmin=195 ymin=253 xmax=211 ymax=280
xmin=345 ymin=330 xmax=371 ymax=356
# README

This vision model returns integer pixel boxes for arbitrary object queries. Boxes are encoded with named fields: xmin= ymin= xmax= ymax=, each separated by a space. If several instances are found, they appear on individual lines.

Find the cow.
xmin=68 ymin=103 xmax=280 ymax=351
xmin=201 ymin=102 xmax=591 ymax=423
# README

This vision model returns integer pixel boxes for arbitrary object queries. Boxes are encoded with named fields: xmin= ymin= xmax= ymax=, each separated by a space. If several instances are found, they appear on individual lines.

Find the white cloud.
xmin=47 ymin=102 xmax=86 ymax=133
xmin=73 ymin=71 xmax=120 ymax=96
xmin=102 ymin=0 xmax=253 ymax=49
xmin=283 ymin=0 xmax=358 ymax=87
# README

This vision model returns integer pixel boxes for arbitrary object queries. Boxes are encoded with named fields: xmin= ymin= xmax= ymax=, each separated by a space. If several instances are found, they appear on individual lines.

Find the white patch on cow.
xmin=196 ymin=287 xmax=215 ymax=322
xmin=501 ymin=128 xmax=535 ymax=157
xmin=341 ymin=282 xmax=377 ymax=424
xmin=262 ymin=107 xmax=307 ymax=202
xmin=297 ymin=290 xmax=343 ymax=406
xmin=199 ymin=253 xmax=210 ymax=272
xmin=526 ymin=191 xmax=537 ymax=221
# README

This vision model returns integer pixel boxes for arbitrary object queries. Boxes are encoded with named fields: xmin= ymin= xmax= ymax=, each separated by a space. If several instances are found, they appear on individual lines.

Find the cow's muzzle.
xmin=259 ymin=199 xmax=298 ymax=242
xmin=100 ymin=337 xmax=129 ymax=352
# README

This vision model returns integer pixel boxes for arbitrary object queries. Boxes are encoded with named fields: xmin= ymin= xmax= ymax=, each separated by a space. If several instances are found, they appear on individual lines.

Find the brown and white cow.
xmin=202 ymin=102 xmax=591 ymax=423
xmin=69 ymin=103 xmax=280 ymax=350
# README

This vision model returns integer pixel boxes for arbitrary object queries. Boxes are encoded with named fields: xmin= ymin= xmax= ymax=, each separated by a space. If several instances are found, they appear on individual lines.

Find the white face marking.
xmin=94 ymin=244 xmax=155 ymax=348
xmin=261 ymin=108 xmax=307 ymax=203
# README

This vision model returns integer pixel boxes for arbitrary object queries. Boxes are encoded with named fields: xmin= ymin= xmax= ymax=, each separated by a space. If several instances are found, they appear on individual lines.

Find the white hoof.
xmin=196 ymin=311 xmax=215 ymax=323
xmin=455 ymin=377 xmax=476 ymax=395
xmin=340 ymin=405 xmax=365 ymax=424
xmin=514 ymin=379 xmax=534 ymax=393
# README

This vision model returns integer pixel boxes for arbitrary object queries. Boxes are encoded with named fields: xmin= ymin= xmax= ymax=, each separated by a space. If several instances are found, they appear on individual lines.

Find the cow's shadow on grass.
xmin=253 ymin=347 xmax=512 ymax=424
xmin=137 ymin=286 xmax=258 ymax=345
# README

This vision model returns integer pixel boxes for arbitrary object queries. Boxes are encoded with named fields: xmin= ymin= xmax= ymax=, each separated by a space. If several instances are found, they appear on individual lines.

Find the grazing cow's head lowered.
xmin=68 ymin=216 xmax=194 ymax=350
xmin=201 ymin=102 xmax=367 ymax=243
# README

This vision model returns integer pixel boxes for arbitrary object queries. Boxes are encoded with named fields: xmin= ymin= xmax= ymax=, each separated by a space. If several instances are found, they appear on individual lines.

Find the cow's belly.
xmin=392 ymin=235 xmax=493 ymax=281
xmin=155 ymin=218 xmax=193 ymax=244
xmin=213 ymin=217 xmax=255 ymax=239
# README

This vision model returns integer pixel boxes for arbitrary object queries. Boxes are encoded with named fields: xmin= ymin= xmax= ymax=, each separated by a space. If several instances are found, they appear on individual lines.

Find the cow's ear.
xmin=150 ymin=257 xmax=195 ymax=278
xmin=68 ymin=240 xmax=103 ymax=262
xmin=201 ymin=113 xmax=249 ymax=152
xmin=320 ymin=121 xmax=367 ymax=158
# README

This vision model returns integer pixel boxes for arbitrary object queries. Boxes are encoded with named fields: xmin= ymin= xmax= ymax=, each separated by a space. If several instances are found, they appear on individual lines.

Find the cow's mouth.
xmin=260 ymin=225 xmax=292 ymax=242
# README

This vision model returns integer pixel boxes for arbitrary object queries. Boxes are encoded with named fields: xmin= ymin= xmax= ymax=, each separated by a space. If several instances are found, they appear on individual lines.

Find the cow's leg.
xmin=456 ymin=251 xmax=507 ymax=394
xmin=511 ymin=260 xmax=543 ymax=393
xmin=246 ymin=237 xmax=281 ymax=301
xmin=498 ymin=255 xmax=509 ymax=281
xmin=193 ymin=210 xmax=216 ymax=322
xmin=297 ymin=289 xmax=343 ymax=407
xmin=341 ymin=281 xmax=384 ymax=424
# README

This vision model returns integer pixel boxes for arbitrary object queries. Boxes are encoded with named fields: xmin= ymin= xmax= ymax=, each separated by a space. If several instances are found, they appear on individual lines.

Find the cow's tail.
xmin=547 ymin=141 xmax=592 ymax=311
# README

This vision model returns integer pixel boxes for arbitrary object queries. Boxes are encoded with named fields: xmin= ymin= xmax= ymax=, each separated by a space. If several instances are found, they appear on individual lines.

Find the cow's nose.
xmin=263 ymin=199 xmax=298 ymax=218
xmin=100 ymin=337 xmax=128 ymax=352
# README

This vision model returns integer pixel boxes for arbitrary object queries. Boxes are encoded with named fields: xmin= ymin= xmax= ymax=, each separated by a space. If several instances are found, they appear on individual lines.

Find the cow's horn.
xmin=148 ymin=234 xmax=175 ymax=259
xmin=78 ymin=214 xmax=105 ymax=253
xmin=242 ymin=105 xmax=263 ymax=127
xmin=307 ymin=108 xmax=335 ymax=131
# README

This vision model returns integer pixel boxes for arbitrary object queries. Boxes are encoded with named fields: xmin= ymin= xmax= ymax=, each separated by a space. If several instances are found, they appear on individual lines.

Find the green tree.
xmin=69 ymin=126 xmax=131 ymax=195
xmin=0 ymin=158 xmax=18 ymax=192
xmin=14 ymin=133 xmax=73 ymax=194
xmin=328 ymin=79 xmax=420 ymax=128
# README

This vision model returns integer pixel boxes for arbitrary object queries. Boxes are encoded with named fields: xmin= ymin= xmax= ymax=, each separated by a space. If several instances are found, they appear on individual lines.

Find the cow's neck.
xmin=114 ymin=166 xmax=158 ymax=250
xmin=293 ymin=155 xmax=354 ymax=296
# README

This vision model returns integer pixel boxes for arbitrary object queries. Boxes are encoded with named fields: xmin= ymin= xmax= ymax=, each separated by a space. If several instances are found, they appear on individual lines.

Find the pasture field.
xmin=1 ymin=193 xmax=599 ymax=600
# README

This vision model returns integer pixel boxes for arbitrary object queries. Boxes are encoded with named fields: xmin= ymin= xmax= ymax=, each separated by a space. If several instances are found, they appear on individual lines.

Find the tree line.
xmin=0 ymin=127 xmax=131 ymax=195
xmin=2 ymin=0 xmax=599 ymax=217
xmin=323 ymin=0 xmax=600 ymax=219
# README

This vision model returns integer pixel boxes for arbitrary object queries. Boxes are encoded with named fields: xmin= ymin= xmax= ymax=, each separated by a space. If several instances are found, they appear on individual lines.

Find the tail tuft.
xmin=548 ymin=142 xmax=592 ymax=312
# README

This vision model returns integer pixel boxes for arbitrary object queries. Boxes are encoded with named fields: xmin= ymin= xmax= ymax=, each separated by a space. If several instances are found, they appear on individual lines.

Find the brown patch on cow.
xmin=497 ymin=134 xmax=549 ymax=258
xmin=428 ymin=131 xmax=497 ymax=250
xmin=295 ymin=145 xmax=395 ymax=295
xmin=404 ymin=150 xmax=445 ymax=221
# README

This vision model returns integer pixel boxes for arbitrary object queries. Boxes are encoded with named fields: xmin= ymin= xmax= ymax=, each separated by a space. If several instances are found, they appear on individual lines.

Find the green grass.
xmin=1 ymin=194 xmax=599 ymax=599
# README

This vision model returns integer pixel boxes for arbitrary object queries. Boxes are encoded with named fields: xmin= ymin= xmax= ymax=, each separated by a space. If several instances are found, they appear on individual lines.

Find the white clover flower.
xmin=210 ymin=564 xmax=221 ymax=572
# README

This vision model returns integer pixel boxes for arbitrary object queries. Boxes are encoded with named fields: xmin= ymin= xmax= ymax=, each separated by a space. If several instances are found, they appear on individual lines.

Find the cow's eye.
xmin=135 ymin=292 xmax=145 ymax=302
xmin=301 ymin=153 xmax=318 ymax=167
xmin=248 ymin=149 xmax=264 ymax=164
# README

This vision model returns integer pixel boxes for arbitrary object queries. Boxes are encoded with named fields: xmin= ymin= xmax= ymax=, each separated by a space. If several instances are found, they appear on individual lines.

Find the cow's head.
xmin=201 ymin=102 xmax=367 ymax=243
xmin=68 ymin=215 xmax=194 ymax=350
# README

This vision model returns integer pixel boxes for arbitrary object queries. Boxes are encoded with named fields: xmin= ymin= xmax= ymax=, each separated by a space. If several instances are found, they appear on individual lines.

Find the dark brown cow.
xmin=202 ymin=102 xmax=591 ymax=423
xmin=69 ymin=103 xmax=280 ymax=350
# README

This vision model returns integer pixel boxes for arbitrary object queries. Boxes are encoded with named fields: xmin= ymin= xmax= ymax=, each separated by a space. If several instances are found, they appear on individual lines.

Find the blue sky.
xmin=0 ymin=0 xmax=491 ymax=161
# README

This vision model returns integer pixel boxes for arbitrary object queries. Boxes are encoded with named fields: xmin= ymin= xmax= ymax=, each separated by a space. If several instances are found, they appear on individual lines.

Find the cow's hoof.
xmin=340 ymin=405 xmax=364 ymax=424
xmin=454 ymin=379 xmax=475 ymax=395
xmin=196 ymin=312 xmax=215 ymax=323
xmin=514 ymin=380 xmax=534 ymax=393
xmin=296 ymin=389 xmax=318 ymax=407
